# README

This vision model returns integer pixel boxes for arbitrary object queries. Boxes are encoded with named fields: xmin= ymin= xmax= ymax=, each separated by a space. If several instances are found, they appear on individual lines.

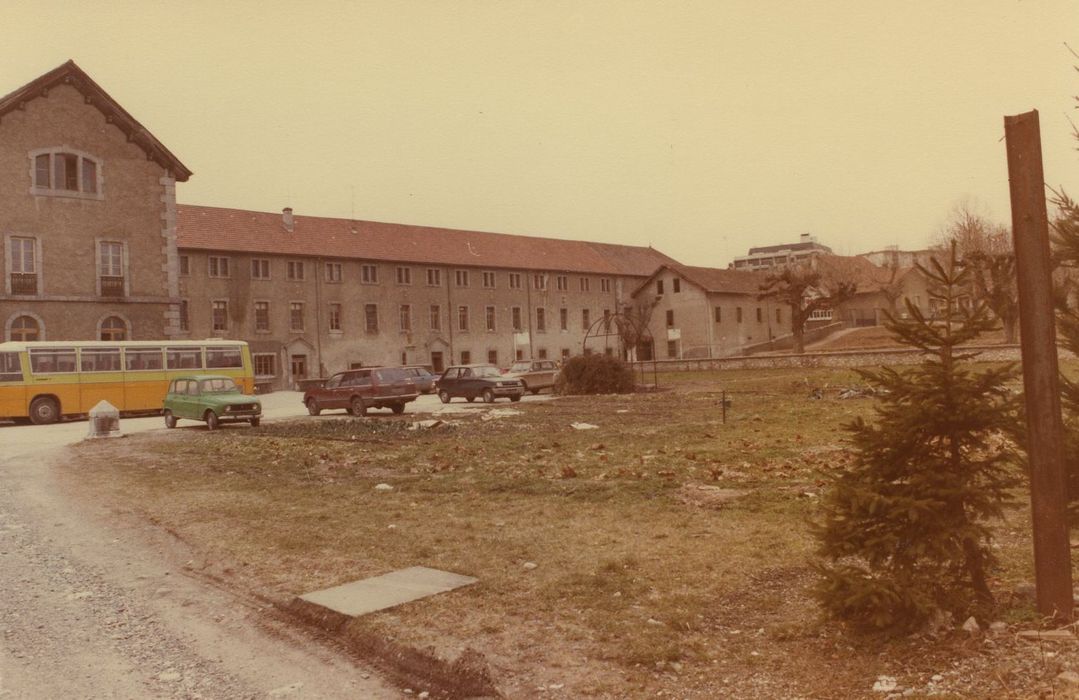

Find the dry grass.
xmin=67 ymin=365 xmax=1079 ymax=699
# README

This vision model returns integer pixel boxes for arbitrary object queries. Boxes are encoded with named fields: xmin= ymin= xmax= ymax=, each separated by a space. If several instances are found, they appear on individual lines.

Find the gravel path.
xmin=0 ymin=399 xmax=395 ymax=699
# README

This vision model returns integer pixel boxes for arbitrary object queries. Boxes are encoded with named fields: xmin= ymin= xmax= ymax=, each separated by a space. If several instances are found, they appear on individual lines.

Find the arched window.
xmin=99 ymin=316 xmax=128 ymax=341
xmin=30 ymin=149 xmax=101 ymax=197
xmin=10 ymin=315 xmax=40 ymax=341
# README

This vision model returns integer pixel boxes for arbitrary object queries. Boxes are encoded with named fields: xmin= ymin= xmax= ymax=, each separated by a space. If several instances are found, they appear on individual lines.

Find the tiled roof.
xmin=813 ymin=254 xmax=897 ymax=293
xmin=630 ymin=263 xmax=768 ymax=297
xmin=176 ymin=204 xmax=679 ymax=276
xmin=0 ymin=60 xmax=192 ymax=181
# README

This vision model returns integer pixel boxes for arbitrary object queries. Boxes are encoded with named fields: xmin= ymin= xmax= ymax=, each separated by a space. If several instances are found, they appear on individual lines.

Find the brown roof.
xmin=813 ymin=254 xmax=896 ymax=293
xmin=631 ymin=263 xmax=768 ymax=297
xmin=176 ymin=204 xmax=679 ymax=276
xmin=0 ymin=60 xmax=192 ymax=181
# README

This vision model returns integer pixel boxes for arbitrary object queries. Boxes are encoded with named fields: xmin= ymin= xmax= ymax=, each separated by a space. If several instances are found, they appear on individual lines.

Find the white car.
xmin=502 ymin=359 xmax=560 ymax=394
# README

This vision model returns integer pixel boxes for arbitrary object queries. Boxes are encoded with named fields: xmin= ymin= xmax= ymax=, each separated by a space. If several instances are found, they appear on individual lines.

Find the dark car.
xmin=437 ymin=364 xmax=524 ymax=403
xmin=402 ymin=366 xmax=437 ymax=394
xmin=303 ymin=367 xmax=418 ymax=416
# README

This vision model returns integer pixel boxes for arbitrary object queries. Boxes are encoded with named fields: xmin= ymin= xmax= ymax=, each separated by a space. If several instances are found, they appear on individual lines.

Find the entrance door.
xmin=291 ymin=354 xmax=308 ymax=385
xmin=430 ymin=351 xmax=444 ymax=373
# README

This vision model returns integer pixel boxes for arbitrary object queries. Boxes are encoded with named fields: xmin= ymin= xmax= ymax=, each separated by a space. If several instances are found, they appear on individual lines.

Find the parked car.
xmin=163 ymin=375 xmax=262 ymax=430
xmin=402 ymin=365 xmax=437 ymax=394
xmin=502 ymin=359 xmax=560 ymax=394
xmin=303 ymin=367 xmax=419 ymax=416
xmin=437 ymin=364 xmax=524 ymax=403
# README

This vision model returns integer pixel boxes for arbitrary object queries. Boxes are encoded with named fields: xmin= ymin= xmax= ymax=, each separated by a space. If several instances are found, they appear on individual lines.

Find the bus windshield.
xmin=0 ymin=352 xmax=22 ymax=382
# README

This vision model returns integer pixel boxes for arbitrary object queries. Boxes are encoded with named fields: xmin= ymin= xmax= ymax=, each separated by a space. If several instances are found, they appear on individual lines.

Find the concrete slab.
xmin=299 ymin=566 xmax=478 ymax=617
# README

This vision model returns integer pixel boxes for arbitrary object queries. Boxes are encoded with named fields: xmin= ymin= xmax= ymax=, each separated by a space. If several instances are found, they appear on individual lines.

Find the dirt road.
xmin=0 ymin=393 xmax=396 ymax=699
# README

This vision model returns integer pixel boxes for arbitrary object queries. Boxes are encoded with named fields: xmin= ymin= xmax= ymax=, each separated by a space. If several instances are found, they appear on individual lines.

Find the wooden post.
xmin=1004 ymin=109 xmax=1074 ymax=621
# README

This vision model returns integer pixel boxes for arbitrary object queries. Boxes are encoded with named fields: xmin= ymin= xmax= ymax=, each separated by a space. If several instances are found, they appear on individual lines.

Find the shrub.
xmin=554 ymin=354 xmax=635 ymax=395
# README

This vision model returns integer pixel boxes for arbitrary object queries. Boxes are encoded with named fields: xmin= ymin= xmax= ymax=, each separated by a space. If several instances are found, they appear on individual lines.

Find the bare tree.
xmin=758 ymin=264 xmax=856 ymax=354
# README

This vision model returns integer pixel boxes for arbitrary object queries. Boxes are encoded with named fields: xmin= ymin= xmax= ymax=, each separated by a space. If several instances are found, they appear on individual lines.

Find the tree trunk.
xmin=963 ymin=537 xmax=994 ymax=602
xmin=1003 ymin=316 xmax=1018 ymax=344
xmin=793 ymin=326 xmax=805 ymax=354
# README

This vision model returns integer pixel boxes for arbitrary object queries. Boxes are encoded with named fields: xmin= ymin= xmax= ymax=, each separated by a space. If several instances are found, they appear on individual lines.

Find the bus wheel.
xmin=164 ymin=410 xmax=177 ymax=429
xmin=29 ymin=396 xmax=59 ymax=425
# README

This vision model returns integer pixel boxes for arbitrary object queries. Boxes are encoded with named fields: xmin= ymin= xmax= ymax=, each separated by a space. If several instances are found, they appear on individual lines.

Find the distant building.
xmin=859 ymin=246 xmax=934 ymax=270
xmin=731 ymin=233 xmax=833 ymax=270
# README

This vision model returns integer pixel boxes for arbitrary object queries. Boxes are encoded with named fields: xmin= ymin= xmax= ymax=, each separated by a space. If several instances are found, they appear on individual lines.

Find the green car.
xmin=163 ymin=374 xmax=262 ymax=430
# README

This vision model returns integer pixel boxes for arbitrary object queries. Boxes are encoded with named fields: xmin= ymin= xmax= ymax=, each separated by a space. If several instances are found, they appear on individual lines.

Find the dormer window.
xmin=30 ymin=149 xmax=101 ymax=197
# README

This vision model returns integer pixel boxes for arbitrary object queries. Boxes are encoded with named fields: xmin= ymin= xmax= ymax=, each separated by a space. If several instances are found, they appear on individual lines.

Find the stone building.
xmin=730 ymin=233 xmax=833 ymax=270
xmin=630 ymin=264 xmax=790 ymax=358
xmin=0 ymin=61 xmax=191 ymax=343
xmin=175 ymin=205 xmax=676 ymax=388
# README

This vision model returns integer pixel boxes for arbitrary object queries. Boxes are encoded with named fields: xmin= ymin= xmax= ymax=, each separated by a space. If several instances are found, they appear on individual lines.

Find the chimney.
xmin=282 ymin=207 xmax=294 ymax=232
xmin=800 ymin=232 xmax=814 ymax=243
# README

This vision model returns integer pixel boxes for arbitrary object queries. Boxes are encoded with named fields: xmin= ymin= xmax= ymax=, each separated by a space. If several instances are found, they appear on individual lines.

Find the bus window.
xmin=166 ymin=347 xmax=202 ymax=370
xmin=0 ymin=352 xmax=22 ymax=382
xmin=80 ymin=348 xmax=122 ymax=372
xmin=124 ymin=348 xmax=164 ymax=371
xmin=206 ymin=346 xmax=243 ymax=369
xmin=29 ymin=348 xmax=77 ymax=374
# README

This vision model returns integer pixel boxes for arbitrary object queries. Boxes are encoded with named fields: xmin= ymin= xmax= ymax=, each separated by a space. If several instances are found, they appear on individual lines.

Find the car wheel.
xmin=249 ymin=416 xmax=260 ymax=427
xmin=29 ymin=396 xmax=60 ymax=425
xmin=482 ymin=388 xmax=495 ymax=404
xmin=164 ymin=410 xmax=177 ymax=429
xmin=510 ymin=394 xmax=522 ymax=403
xmin=391 ymin=402 xmax=405 ymax=414
xmin=205 ymin=410 xmax=219 ymax=431
xmin=520 ymin=380 xmax=529 ymax=394
xmin=350 ymin=396 xmax=367 ymax=417
xmin=466 ymin=396 xmax=475 ymax=403
xmin=438 ymin=390 xmax=451 ymax=404
xmin=530 ymin=387 xmax=540 ymax=395
xmin=306 ymin=398 xmax=321 ymax=416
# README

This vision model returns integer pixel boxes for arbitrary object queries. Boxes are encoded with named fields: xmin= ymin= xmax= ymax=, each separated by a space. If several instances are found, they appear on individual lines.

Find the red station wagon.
xmin=302 ymin=367 xmax=418 ymax=417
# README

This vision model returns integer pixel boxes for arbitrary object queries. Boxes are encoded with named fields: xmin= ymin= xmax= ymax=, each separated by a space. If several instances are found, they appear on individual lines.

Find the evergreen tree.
xmin=1051 ymin=190 xmax=1079 ymax=523
xmin=813 ymin=246 xmax=1020 ymax=632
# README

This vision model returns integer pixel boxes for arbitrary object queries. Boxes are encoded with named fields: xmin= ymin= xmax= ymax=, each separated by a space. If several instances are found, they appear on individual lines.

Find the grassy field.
xmin=67 ymin=365 xmax=1077 ymax=699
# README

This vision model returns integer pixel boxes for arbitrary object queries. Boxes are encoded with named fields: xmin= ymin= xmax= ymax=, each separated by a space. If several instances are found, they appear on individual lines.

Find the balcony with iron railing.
xmin=10 ymin=272 xmax=37 ymax=295
xmin=99 ymin=275 xmax=125 ymax=297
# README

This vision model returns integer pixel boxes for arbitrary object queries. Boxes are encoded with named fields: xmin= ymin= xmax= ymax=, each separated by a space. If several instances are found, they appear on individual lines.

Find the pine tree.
xmin=813 ymin=246 xmax=1020 ymax=632
xmin=1051 ymin=190 xmax=1079 ymax=522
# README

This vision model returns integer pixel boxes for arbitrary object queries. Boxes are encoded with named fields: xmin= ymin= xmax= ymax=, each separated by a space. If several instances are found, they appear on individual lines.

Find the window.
xmin=668 ymin=340 xmax=677 ymax=357
xmin=482 ymin=271 xmax=496 ymax=288
xmin=455 ymin=270 xmax=469 ymax=287
xmin=365 ymin=304 xmax=379 ymax=332
xmin=536 ymin=308 xmax=546 ymax=332
xmin=757 ymin=307 xmax=763 ymax=323
xmin=556 ymin=275 xmax=568 ymax=291
xmin=426 ymin=268 xmax=441 ymax=286
xmin=600 ymin=278 xmax=611 ymax=293
xmin=99 ymin=316 xmax=127 ymax=341
xmin=714 ymin=306 xmax=722 ymax=323
xmin=458 ymin=305 xmax=469 ymax=331
xmin=582 ymin=309 xmax=591 ymax=330
xmin=361 ymin=264 xmax=378 ymax=284
xmin=325 ymin=262 xmax=342 ymax=283
xmin=179 ymin=300 xmax=189 ymax=332
xmin=561 ymin=348 xmax=571 ymax=360
xmin=9 ymin=236 xmax=37 ymax=295
xmin=255 ymin=301 xmax=270 ymax=332
xmin=29 ymin=347 xmax=76 ymax=373
xmin=509 ymin=273 xmax=522 ymax=289
xmin=251 ymin=259 xmax=271 ymax=279
xmin=99 ymin=241 xmax=124 ymax=297
xmin=31 ymin=150 xmax=100 ymax=196
xmin=533 ymin=274 xmax=547 ymax=290
xmin=776 ymin=308 xmax=782 ymax=323
xmin=125 ymin=348 xmax=163 ymax=371
xmin=329 ymin=303 xmax=342 ymax=332
xmin=656 ymin=280 xmax=664 ymax=295
xmin=485 ymin=305 xmax=496 ymax=332
xmin=290 ymin=302 xmax=304 ymax=331
xmin=666 ymin=310 xmax=675 ymax=327
xmin=537 ymin=348 xmax=548 ymax=359
xmin=179 ymin=255 xmax=189 ymax=276
xmin=206 ymin=346 xmax=243 ymax=369
xmin=430 ymin=304 xmax=441 ymax=331
xmin=809 ymin=309 xmax=833 ymax=321
xmin=460 ymin=350 xmax=471 ymax=365
xmin=511 ymin=306 xmax=522 ymax=331
xmin=603 ymin=309 xmax=611 ymax=331
xmin=166 ymin=347 xmax=202 ymax=370
xmin=515 ymin=349 xmax=524 ymax=361
xmin=286 ymin=261 xmax=304 ymax=281
xmin=560 ymin=308 xmax=568 ymax=331
xmin=400 ymin=304 xmax=412 ymax=332
xmin=212 ymin=301 xmax=229 ymax=331
xmin=208 ymin=256 xmax=230 ymax=278
xmin=673 ymin=278 xmax=681 ymax=293
xmin=580 ymin=277 xmax=590 ymax=292
xmin=396 ymin=267 xmax=412 ymax=285
xmin=254 ymin=354 xmax=276 ymax=377
xmin=736 ymin=307 xmax=743 ymax=323
xmin=9 ymin=314 xmax=41 ymax=341
xmin=488 ymin=350 xmax=498 ymax=365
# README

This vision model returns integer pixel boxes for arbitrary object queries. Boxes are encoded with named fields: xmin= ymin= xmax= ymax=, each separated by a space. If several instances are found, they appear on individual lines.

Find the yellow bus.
xmin=0 ymin=339 xmax=254 ymax=424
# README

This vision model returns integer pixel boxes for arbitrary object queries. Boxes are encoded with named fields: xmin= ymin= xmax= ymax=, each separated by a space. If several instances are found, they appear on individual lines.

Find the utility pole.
xmin=1004 ymin=109 xmax=1073 ymax=621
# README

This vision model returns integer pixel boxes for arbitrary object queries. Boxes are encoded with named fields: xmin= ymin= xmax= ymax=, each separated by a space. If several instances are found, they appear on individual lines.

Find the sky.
xmin=3 ymin=1 xmax=1077 ymax=268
